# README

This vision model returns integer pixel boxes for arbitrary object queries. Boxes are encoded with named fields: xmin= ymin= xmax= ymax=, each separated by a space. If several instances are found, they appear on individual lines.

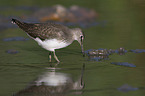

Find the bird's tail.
xmin=11 ymin=18 xmax=23 ymax=25
xmin=11 ymin=18 xmax=30 ymax=32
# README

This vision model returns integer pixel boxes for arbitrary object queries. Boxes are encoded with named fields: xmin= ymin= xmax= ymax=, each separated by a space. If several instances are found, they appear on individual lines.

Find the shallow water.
xmin=0 ymin=0 xmax=145 ymax=96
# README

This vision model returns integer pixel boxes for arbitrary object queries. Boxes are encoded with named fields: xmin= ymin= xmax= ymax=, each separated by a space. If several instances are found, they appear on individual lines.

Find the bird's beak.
xmin=80 ymin=36 xmax=85 ymax=56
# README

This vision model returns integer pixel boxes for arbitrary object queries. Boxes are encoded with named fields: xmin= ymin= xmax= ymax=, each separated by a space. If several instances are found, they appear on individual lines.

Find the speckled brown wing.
xmin=29 ymin=23 xmax=72 ymax=41
xmin=13 ymin=19 xmax=72 ymax=41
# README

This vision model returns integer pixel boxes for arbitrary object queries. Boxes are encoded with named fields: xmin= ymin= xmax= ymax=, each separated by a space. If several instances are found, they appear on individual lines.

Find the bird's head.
xmin=72 ymin=28 xmax=84 ymax=55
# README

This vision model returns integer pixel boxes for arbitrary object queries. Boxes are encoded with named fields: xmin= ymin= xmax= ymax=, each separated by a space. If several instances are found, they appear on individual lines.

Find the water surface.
xmin=0 ymin=0 xmax=145 ymax=96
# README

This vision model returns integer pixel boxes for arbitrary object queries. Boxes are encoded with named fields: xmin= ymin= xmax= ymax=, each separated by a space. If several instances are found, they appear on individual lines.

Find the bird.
xmin=11 ymin=18 xmax=84 ymax=62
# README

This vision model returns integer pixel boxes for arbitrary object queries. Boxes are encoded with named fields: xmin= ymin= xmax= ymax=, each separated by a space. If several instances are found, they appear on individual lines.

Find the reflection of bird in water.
xmin=13 ymin=64 xmax=85 ymax=96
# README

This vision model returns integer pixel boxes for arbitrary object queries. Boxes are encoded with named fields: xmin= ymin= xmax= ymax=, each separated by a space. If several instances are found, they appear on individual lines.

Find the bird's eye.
xmin=80 ymin=35 xmax=84 ymax=41
xmin=81 ymin=35 xmax=83 ymax=39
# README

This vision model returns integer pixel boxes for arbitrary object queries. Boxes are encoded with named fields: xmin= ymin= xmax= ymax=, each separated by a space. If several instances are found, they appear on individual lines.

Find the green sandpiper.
xmin=11 ymin=18 xmax=84 ymax=62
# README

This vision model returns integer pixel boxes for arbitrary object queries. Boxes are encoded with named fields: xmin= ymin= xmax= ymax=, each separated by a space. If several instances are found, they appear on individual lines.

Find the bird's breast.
xmin=34 ymin=37 xmax=71 ymax=51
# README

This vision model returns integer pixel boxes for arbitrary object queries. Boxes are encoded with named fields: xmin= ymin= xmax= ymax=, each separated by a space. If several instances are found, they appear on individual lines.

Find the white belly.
xmin=34 ymin=38 xmax=70 ymax=51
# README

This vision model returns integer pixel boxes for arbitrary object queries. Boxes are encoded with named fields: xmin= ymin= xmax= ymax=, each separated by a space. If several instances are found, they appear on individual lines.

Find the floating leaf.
xmin=117 ymin=84 xmax=138 ymax=92
xmin=129 ymin=49 xmax=145 ymax=53
xmin=3 ymin=37 xmax=29 ymax=41
xmin=111 ymin=62 xmax=136 ymax=67
xmin=6 ymin=49 xmax=19 ymax=54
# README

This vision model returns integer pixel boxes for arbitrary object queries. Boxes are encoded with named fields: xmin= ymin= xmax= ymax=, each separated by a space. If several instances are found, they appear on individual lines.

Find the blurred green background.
xmin=0 ymin=0 xmax=145 ymax=96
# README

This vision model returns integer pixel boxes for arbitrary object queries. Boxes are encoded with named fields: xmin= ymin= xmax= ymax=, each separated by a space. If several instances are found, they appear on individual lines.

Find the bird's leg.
xmin=53 ymin=51 xmax=60 ymax=62
xmin=49 ymin=52 xmax=52 ymax=62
